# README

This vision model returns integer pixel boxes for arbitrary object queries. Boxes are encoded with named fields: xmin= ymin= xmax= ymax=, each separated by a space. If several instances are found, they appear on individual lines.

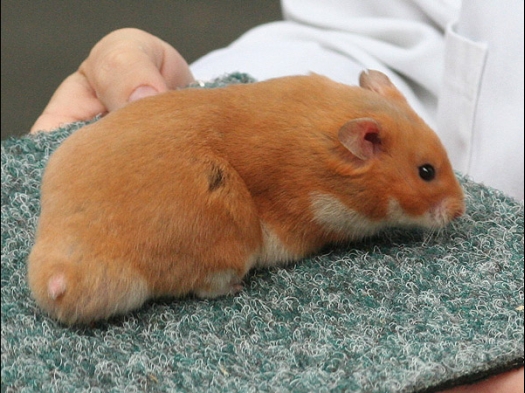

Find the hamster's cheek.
xmin=386 ymin=199 xmax=433 ymax=228
xmin=309 ymin=192 xmax=386 ymax=239
xmin=386 ymin=198 xmax=459 ymax=229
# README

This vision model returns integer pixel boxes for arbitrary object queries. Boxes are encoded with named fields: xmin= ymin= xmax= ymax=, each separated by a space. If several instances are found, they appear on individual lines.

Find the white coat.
xmin=190 ymin=0 xmax=524 ymax=200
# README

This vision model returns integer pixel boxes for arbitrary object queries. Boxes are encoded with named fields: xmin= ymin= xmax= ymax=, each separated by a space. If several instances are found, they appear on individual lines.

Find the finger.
xmin=81 ymin=28 xmax=194 ymax=112
xmin=441 ymin=367 xmax=524 ymax=393
xmin=30 ymin=72 xmax=106 ymax=133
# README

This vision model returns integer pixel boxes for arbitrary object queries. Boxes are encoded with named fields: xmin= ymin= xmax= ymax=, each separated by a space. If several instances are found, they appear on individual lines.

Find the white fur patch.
xmin=310 ymin=192 xmax=385 ymax=240
xmin=256 ymin=223 xmax=300 ymax=268
xmin=387 ymin=199 xmax=428 ymax=227
xmin=387 ymin=199 xmax=451 ymax=229
xmin=120 ymin=279 xmax=150 ymax=312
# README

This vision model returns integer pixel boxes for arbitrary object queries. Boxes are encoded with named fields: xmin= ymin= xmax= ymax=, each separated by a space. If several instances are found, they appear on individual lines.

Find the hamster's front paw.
xmin=194 ymin=269 xmax=244 ymax=299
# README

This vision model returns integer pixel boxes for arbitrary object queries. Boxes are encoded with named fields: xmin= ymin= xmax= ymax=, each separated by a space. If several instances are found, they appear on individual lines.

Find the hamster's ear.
xmin=359 ymin=69 xmax=407 ymax=103
xmin=338 ymin=118 xmax=382 ymax=160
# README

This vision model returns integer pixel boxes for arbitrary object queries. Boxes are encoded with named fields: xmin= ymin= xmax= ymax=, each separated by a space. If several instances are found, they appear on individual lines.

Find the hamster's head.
xmin=334 ymin=70 xmax=465 ymax=230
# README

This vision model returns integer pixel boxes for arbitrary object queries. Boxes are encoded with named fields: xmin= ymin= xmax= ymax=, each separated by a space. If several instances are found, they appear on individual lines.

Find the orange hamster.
xmin=27 ymin=70 xmax=464 ymax=325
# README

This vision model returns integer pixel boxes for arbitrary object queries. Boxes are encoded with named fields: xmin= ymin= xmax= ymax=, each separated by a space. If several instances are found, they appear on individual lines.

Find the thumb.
xmin=79 ymin=47 xmax=169 ymax=112
xmin=128 ymin=85 xmax=160 ymax=103
xmin=79 ymin=28 xmax=194 ymax=111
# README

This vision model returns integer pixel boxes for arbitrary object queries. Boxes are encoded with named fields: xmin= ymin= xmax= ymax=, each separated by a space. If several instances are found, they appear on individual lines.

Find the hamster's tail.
xmin=28 ymin=253 xmax=150 ymax=325
xmin=48 ymin=272 xmax=67 ymax=300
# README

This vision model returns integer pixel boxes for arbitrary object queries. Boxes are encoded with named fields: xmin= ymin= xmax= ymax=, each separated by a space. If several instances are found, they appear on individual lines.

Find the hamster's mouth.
xmin=432 ymin=197 xmax=465 ymax=227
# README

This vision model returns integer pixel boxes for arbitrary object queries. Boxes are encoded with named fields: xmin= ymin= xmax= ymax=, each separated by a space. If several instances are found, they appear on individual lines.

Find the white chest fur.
xmin=255 ymin=193 xmax=387 ymax=268
xmin=255 ymin=223 xmax=300 ymax=268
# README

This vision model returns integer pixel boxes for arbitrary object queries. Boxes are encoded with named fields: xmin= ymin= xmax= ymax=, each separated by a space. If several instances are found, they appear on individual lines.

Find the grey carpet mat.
xmin=2 ymin=74 xmax=523 ymax=392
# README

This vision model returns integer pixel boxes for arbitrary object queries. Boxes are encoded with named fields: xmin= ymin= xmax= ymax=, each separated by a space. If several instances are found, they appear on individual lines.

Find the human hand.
xmin=30 ymin=28 xmax=195 ymax=133
xmin=440 ymin=367 xmax=523 ymax=393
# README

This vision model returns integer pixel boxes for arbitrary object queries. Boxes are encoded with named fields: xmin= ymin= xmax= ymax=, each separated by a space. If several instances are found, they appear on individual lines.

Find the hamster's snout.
xmin=452 ymin=204 xmax=465 ymax=220
xmin=435 ymin=196 xmax=465 ymax=227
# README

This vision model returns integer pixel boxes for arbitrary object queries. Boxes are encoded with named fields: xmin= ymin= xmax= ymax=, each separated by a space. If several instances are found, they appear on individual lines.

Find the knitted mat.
xmin=1 ymin=73 xmax=523 ymax=393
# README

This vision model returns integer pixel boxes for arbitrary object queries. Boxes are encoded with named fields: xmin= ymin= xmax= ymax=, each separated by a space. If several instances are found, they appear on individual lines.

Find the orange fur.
xmin=28 ymin=70 xmax=464 ymax=325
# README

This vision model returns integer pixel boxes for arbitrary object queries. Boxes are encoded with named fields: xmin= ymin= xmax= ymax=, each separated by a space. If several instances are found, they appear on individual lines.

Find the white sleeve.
xmin=436 ymin=0 xmax=524 ymax=200
xmin=190 ymin=0 xmax=459 ymax=127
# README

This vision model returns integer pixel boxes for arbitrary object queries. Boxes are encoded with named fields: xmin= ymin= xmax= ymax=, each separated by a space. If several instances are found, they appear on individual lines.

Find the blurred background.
xmin=1 ymin=0 xmax=282 ymax=140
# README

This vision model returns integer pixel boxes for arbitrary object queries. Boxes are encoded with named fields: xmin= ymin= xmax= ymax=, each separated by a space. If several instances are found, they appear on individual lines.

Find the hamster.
xmin=27 ymin=70 xmax=464 ymax=325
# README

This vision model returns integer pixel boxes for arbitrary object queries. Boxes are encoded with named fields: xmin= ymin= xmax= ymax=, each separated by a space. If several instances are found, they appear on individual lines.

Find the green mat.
xmin=2 ymin=74 xmax=523 ymax=393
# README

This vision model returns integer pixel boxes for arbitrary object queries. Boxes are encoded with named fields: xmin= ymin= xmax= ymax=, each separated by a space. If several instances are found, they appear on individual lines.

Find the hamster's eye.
xmin=419 ymin=164 xmax=435 ymax=181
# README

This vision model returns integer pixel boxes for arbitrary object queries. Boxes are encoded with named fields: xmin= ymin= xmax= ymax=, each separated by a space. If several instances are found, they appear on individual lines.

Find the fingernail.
xmin=129 ymin=86 xmax=158 ymax=102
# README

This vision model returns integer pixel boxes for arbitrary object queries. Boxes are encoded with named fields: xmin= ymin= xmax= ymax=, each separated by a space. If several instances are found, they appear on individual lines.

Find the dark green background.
xmin=1 ymin=0 xmax=282 ymax=140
